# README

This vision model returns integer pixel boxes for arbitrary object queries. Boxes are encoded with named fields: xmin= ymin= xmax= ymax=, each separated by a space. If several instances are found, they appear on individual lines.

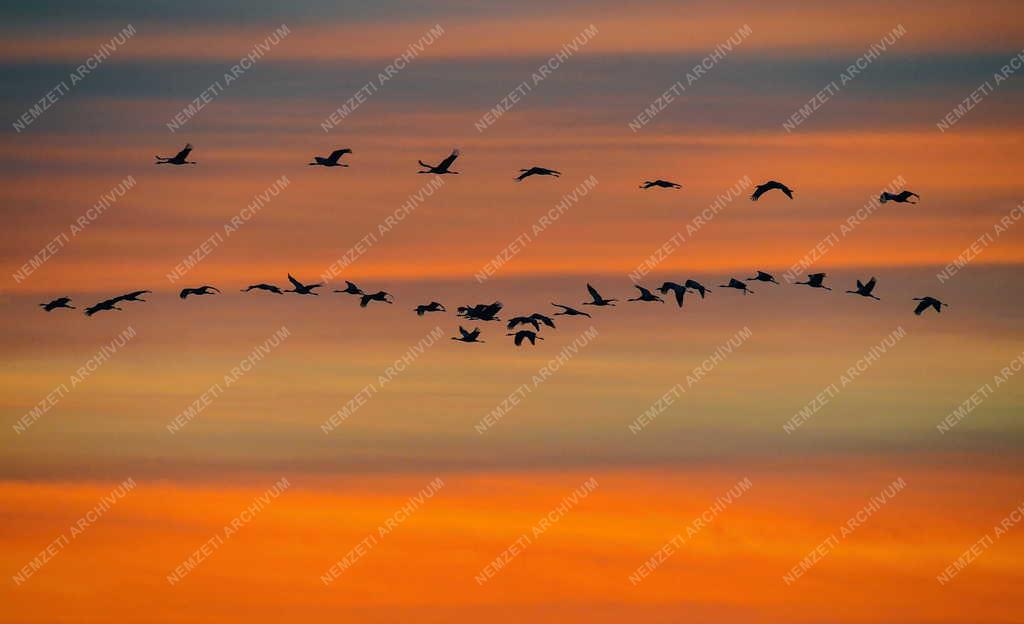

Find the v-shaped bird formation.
xmin=36 ymin=143 xmax=945 ymax=347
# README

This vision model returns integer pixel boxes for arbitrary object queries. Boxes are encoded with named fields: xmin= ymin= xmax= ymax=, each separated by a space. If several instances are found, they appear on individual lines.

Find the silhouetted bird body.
xmin=629 ymin=285 xmax=664 ymax=303
xmin=684 ymin=280 xmax=710 ymax=299
xmin=639 ymin=179 xmax=681 ymax=189
xmin=508 ymin=330 xmax=543 ymax=346
xmin=551 ymin=303 xmax=591 ymax=318
xmin=155 ymin=143 xmax=196 ymax=165
xmin=452 ymin=326 xmax=484 ymax=343
xmin=418 ymin=149 xmax=460 ymax=174
xmin=84 ymin=298 xmax=122 ymax=316
xmin=334 ymin=281 xmax=363 ymax=295
xmin=309 ymin=148 xmax=352 ymax=167
xmin=747 ymin=270 xmax=779 ymax=284
xmin=847 ymin=277 xmax=880 ymax=300
xmin=113 ymin=290 xmax=151 ymax=303
xmin=721 ymin=278 xmax=753 ymax=294
xmin=242 ymin=283 xmax=284 ymax=294
xmin=516 ymin=167 xmax=561 ymax=181
xmin=360 ymin=291 xmax=393 ymax=307
xmin=40 ymin=297 xmax=74 ymax=311
xmin=657 ymin=282 xmax=687 ymax=307
xmin=529 ymin=313 xmax=556 ymax=329
xmin=583 ymin=283 xmax=616 ymax=306
xmin=880 ymin=190 xmax=919 ymax=204
xmin=414 ymin=302 xmax=446 ymax=315
xmin=751 ymin=180 xmax=793 ymax=201
xmin=180 ymin=285 xmax=220 ymax=299
xmin=795 ymin=273 xmax=831 ymax=290
xmin=285 ymin=274 xmax=321 ymax=295
xmin=457 ymin=302 xmax=502 ymax=321
xmin=913 ymin=296 xmax=947 ymax=316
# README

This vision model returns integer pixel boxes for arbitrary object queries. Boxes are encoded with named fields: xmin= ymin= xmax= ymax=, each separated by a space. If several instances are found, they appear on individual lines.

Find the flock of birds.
xmin=38 ymin=144 xmax=948 ymax=347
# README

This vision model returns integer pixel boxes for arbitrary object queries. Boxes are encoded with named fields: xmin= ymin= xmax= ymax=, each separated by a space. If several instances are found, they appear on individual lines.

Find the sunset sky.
xmin=2 ymin=1 xmax=1023 ymax=622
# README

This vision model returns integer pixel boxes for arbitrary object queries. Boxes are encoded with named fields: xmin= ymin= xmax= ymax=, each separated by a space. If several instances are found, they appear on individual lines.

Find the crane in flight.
xmin=795 ymin=273 xmax=831 ymax=290
xmin=155 ymin=143 xmax=196 ymax=165
xmin=639 ymin=179 xmax=681 ymax=190
xmin=359 ymin=291 xmax=393 ymax=307
xmin=751 ymin=180 xmax=793 ymax=201
xmin=516 ymin=166 xmax=561 ymax=181
xmin=508 ymin=329 xmax=543 ymax=346
xmin=684 ymin=279 xmax=711 ymax=299
xmin=334 ymin=281 xmax=364 ymax=295
xmin=180 ymin=285 xmax=220 ymax=299
xmin=452 ymin=326 xmax=484 ymax=343
xmin=414 ymin=302 xmax=446 ymax=315
xmin=40 ymin=297 xmax=74 ymax=311
xmin=846 ymin=277 xmax=880 ymax=300
xmin=913 ymin=296 xmax=948 ymax=316
xmin=418 ymin=149 xmax=460 ymax=174
xmin=880 ymin=190 xmax=919 ymax=204
xmin=242 ymin=283 xmax=284 ymax=294
xmin=657 ymin=282 xmax=687 ymax=307
xmin=583 ymin=283 xmax=616 ymax=307
xmin=551 ymin=303 xmax=591 ymax=318
xmin=285 ymin=274 xmax=322 ymax=295
xmin=720 ymin=278 xmax=754 ymax=295
xmin=628 ymin=285 xmax=664 ymax=303
xmin=309 ymin=148 xmax=352 ymax=167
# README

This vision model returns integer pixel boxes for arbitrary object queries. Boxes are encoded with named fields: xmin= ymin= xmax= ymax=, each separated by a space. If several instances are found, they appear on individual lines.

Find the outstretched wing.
xmin=287 ymin=273 xmax=303 ymax=289
xmin=586 ymin=283 xmax=601 ymax=302
xmin=864 ymin=277 xmax=876 ymax=292
xmin=530 ymin=313 xmax=555 ymax=328
xmin=438 ymin=149 xmax=459 ymax=170
xmin=467 ymin=327 xmax=481 ymax=340
xmin=914 ymin=299 xmax=929 ymax=315
xmin=328 ymin=148 xmax=351 ymax=162
xmin=779 ymin=183 xmax=794 ymax=199
xmin=175 ymin=144 xmax=193 ymax=160
xmin=179 ymin=289 xmax=191 ymax=299
xmin=513 ymin=332 xmax=525 ymax=346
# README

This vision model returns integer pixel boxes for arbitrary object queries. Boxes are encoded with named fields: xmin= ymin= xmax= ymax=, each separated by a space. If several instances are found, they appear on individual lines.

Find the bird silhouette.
xmin=684 ymin=279 xmax=711 ymax=299
xmin=720 ymin=278 xmax=753 ymax=294
xmin=241 ymin=283 xmax=284 ymax=294
xmin=457 ymin=302 xmax=502 ymax=321
xmin=880 ymin=190 xmax=919 ymax=204
xmin=414 ymin=301 xmax=446 ymax=315
xmin=180 ymin=285 xmax=220 ymax=299
xmin=507 ymin=316 xmax=541 ymax=331
xmin=795 ymin=273 xmax=831 ymax=290
xmin=528 ymin=312 xmax=556 ymax=329
xmin=40 ymin=297 xmax=75 ymax=311
xmin=516 ymin=167 xmax=561 ymax=181
xmin=452 ymin=326 xmax=484 ymax=343
xmin=155 ymin=143 xmax=196 ymax=165
xmin=913 ymin=296 xmax=948 ymax=316
xmin=657 ymin=282 xmax=687 ymax=307
xmin=113 ymin=290 xmax=151 ymax=303
xmin=551 ymin=303 xmax=591 ymax=318
xmin=583 ymin=283 xmax=616 ymax=306
xmin=846 ymin=277 xmax=880 ymax=300
xmin=751 ymin=180 xmax=793 ymax=201
xmin=508 ymin=330 xmax=543 ymax=346
xmin=333 ymin=281 xmax=364 ymax=295
xmin=639 ymin=179 xmax=681 ymax=189
xmin=84 ymin=298 xmax=123 ymax=316
xmin=747 ymin=270 xmax=779 ymax=285
xmin=628 ymin=285 xmax=664 ymax=303
xmin=418 ymin=149 xmax=460 ymax=174
xmin=359 ymin=291 xmax=393 ymax=307
xmin=285 ymin=274 xmax=321 ymax=295
xmin=309 ymin=148 xmax=352 ymax=167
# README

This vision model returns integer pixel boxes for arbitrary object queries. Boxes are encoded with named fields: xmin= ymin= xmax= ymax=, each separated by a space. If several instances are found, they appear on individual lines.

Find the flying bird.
xmin=751 ymin=180 xmax=793 ymax=201
xmin=639 ymin=179 xmax=681 ymax=190
xmin=113 ymin=290 xmax=151 ymax=303
xmin=84 ymin=298 xmax=122 ymax=316
xmin=880 ymin=190 xmax=919 ymax=204
xmin=508 ymin=330 xmax=543 ymax=346
xmin=516 ymin=166 xmax=561 ymax=181
xmin=528 ymin=312 xmax=556 ymax=329
xmin=180 ymin=285 xmax=220 ymax=299
xmin=285 ymin=274 xmax=322 ymax=295
xmin=846 ymin=277 xmax=880 ymax=300
xmin=795 ymin=273 xmax=831 ymax=290
xmin=241 ymin=283 xmax=284 ymax=294
xmin=684 ymin=279 xmax=711 ymax=299
xmin=333 ymin=281 xmax=363 ymax=295
xmin=583 ymin=283 xmax=616 ymax=307
xmin=507 ymin=316 xmax=541 ymax=331
xmin=657 ymin=282 xmax=687 ymax=307
xmin=40 ymin=297 xmax=74 ymax=311
xmin=628 ymin=285 xmax=664 ymax=303
xmin=155 ymin=143 xmax=196 ymax=165
xmin=418 ymin=149 xmax=460 ymax=175
xmin=414 ymin=302 xmax=446 ymax=315
xmin=359 ymin=291 xmax=393 ymax=307
xmin=913 ymin=296 xmax=948 ymax=316
xmin=720 ymin=278 xmax=753 ymax=295
xmin=452 ymin=326 xmax=484 ymax=343
xmin=747 ymin=271 xmax=779 ymax=285
xmin=551 ymin=303 xmax=591 ymax=318
xmin=457 ymin=302 xmax=502 ymax=321
xmin=308 ymin=148 xmax=352 ymax=167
